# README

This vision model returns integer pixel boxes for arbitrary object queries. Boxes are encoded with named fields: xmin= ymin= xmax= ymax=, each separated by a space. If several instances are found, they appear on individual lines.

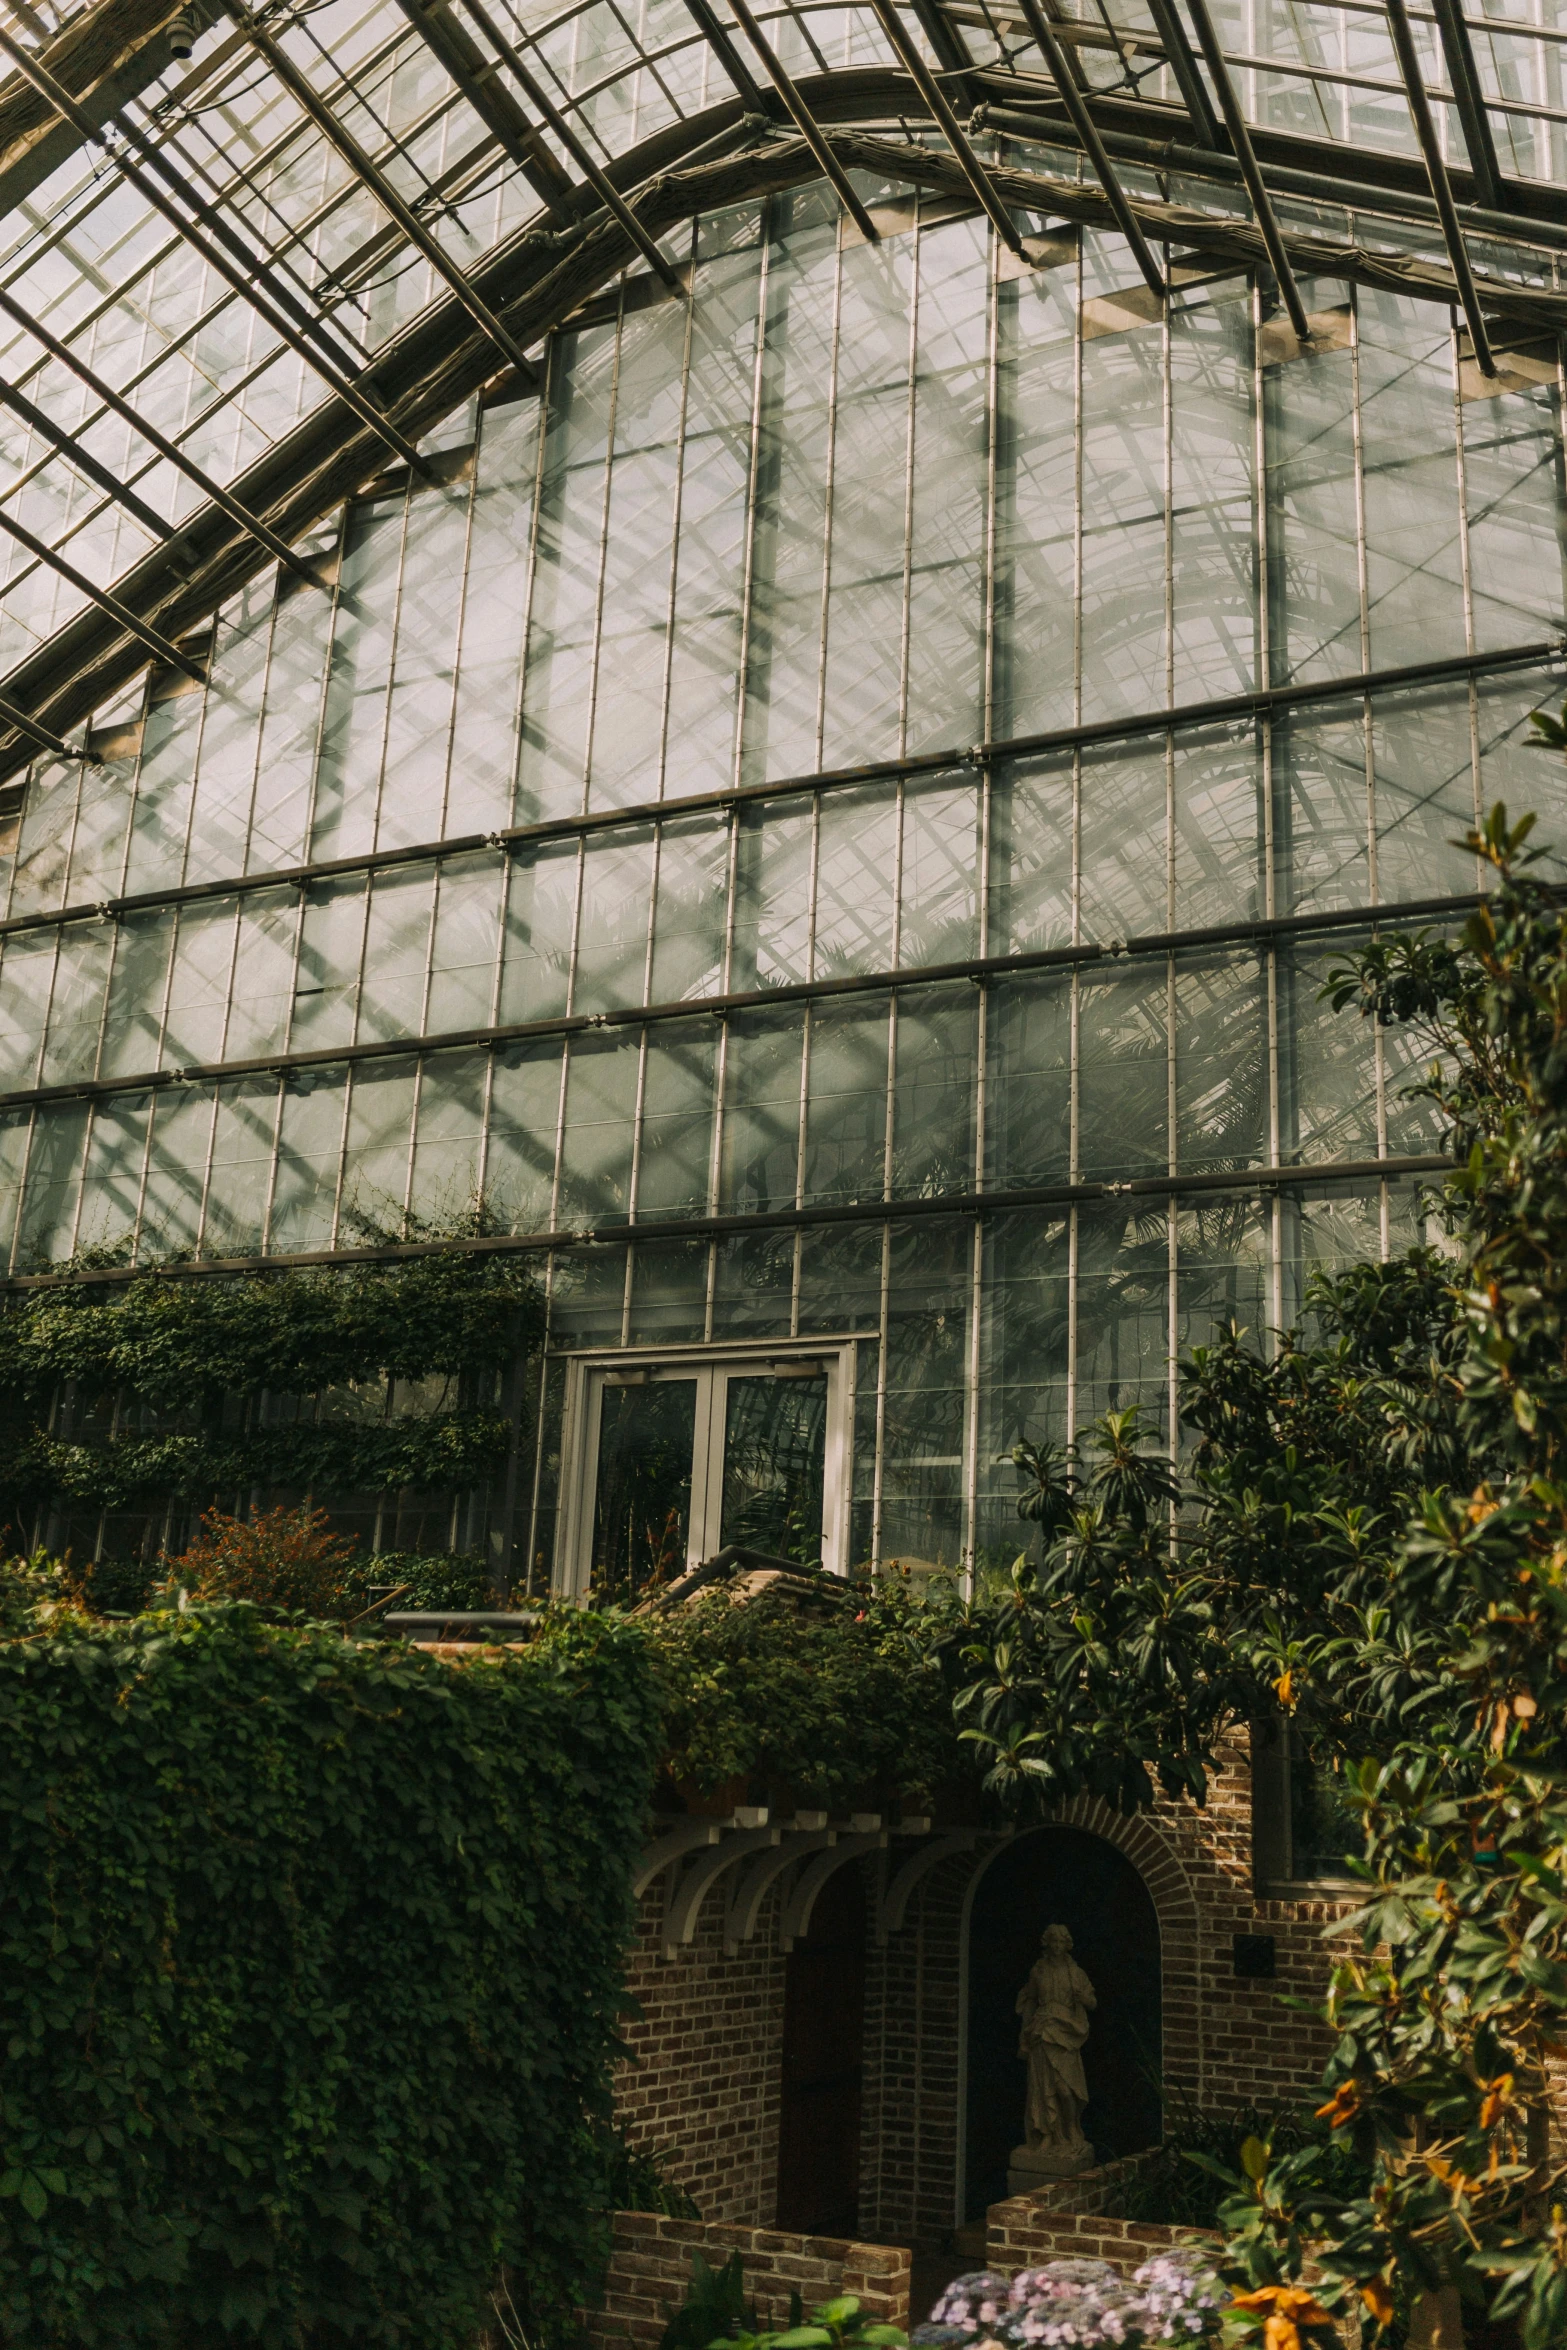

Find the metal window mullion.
xmin=898 ymin=207 xmax=921 ymax=762
xmin=579 ymin=287 xmax=630 ymax=815
xmin=703 ymin=801 xmax=744 ymax=1340
xmin=299 ymin=509 xmax=353 ymax=863
xmin=730 ymin=203 xmax=773 ymax=790
xmin=982 ymin=174 xmax=1001 ymax=745
xmin=655 ymin=220 xmax=701 ymax=799
xmin=372 ymin=483 xmax=420 ymax=853
xmin=502 ymin=337 xmax=556 ymax=833
xmin=815 ymin=220 xmax=847 ymax=772
xmin=435 ymin=426 xmax=487 ymax=839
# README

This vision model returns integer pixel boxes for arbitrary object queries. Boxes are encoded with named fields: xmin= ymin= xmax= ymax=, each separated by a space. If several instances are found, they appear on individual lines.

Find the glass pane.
xmin=719 ymin=1373 xmax=828 ymax=1566
xmin=1289 ymin=1733 xmax=1361 ymax=1879
xmin=590 ymin=1379 xmax=698 ymax=1599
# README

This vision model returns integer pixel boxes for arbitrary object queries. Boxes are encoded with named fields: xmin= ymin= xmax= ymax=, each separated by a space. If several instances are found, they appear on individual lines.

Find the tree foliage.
xmin=0 ymin=1599 xmax=658 ymax=2349
xmin=936 ymin=802 xmax=1567 ymax=2346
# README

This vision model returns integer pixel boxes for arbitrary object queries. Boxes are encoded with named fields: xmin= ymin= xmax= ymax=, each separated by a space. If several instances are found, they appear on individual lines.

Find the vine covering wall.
xmin=0 ymin=1600 xmax=657 ymax=2348
xmin=0 ymin=1250 xmax=543 ymax=1545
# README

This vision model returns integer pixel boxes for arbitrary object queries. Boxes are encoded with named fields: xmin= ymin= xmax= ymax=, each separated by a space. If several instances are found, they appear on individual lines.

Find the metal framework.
xmin=0 ymin=0 xmax=1554 ymax=775
xmin=1 ymin=632 xmax=1556 ymax=939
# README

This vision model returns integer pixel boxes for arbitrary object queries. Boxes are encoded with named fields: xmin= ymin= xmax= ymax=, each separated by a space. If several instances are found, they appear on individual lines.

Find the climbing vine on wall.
xmin=0 ymin=1248 xmax=544 ymax=1531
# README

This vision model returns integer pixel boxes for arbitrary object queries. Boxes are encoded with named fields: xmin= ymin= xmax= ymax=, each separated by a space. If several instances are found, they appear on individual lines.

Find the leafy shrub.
xmin=175 ymin=1502 xmax=360 ymax=1615
xmin=0 ymin=1601 xmax=660 ymax=2348
xmin=648 ymin=1576 xmax=964 ymax=1810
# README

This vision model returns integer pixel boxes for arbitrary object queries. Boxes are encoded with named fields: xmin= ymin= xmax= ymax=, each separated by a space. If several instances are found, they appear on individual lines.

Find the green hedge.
xmin=0 ymin=1602 xmax=659 ymax=2348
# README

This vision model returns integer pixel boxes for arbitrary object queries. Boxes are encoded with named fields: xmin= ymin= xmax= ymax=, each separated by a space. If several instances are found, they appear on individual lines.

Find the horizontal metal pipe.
xmin=973 ymin=98 xmax=1567 ymax=255
xmin=0 ymin=1151 xmax=1454 ymax=1291
xmin=2 ymin=632 xmax=1555 ymax=939
xmin=0 ymin=888 xmax=1484 ymax=1114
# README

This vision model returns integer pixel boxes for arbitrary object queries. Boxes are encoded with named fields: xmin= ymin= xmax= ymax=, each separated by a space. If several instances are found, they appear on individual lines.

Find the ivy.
xmin=3 ymin=1409 xmax=512 ymax=1510
xmin=0 ymin=1251 xmax=542 ymax=1408
xmin=0 ymin=1250 xmax=543 ymax=1531
xmin=0 ymin=1600 xmax=660 ymax=2348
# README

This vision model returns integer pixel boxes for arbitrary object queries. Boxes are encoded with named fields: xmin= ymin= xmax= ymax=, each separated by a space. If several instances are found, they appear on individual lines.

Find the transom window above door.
xmin=557 ymin=1345 xmax=854 ymax=1600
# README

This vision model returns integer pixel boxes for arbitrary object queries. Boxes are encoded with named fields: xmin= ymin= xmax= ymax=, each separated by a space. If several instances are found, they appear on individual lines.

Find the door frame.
xmin=555 ymin=1334 xmax=859 ymax=1598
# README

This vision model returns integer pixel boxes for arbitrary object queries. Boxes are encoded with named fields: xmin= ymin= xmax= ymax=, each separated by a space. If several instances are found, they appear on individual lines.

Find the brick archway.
xmin=949 ymin=1808 xmax=1204 ymax=2225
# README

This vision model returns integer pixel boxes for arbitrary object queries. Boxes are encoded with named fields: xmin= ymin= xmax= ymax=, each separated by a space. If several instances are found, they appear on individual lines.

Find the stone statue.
xmin=1008 ymin=1922 xmax=1096 ymax=2190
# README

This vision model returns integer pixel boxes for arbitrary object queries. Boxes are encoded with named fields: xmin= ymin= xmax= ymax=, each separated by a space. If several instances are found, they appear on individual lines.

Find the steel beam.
xmin=390 ymin=0 xmax=576 ymax=218
xmin=0 ymin=25 xmax=430 ymax=477
xmin=452 ymin=0 xmax=684 ymax=288
xmin=1012 ymin=0 xmax=1165 ymax=293
xmin=723 ymin=0 xmax=882 ymax=240
xmin=0 ymin=499 xmax=204 ymax=681
xmin=0 ymin=116 xmax=1560 ymax=795
xmin=238 ymin=10 xmax=541 ymax=385
xmin=5 ymin=630 xmax=1547 ymax=937
xmin=1385 ymin=0 xmax=1497 ymax=375
xmin=0 ymin=0 xmax=198 ymax=225
xmin=866 ymin=0 xmax=1028 ymax=257
xmin=0 ymin=370 xmax=191 ymax=562
xmin=0 ymin=286 xmax=324 ymax=590
xmin=0 ymin=691 xmax=93 ymax=764
xmin=678 ymin=0 xmax=769 ymax=112
xmin=1137 ymin=0 xmax=1221 ymax=146
xmin=1429 ymin=0 xmax=1503 ymax=213
xmin=1178 ymin=0 xmax=1310 ymax=341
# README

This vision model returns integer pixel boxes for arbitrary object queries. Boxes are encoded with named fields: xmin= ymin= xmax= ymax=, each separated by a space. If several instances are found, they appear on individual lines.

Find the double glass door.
xmin=564 ymin=1349 xmax=849 ymax=1600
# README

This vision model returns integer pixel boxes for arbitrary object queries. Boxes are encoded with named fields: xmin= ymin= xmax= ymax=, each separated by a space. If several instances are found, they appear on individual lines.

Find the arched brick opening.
xmin=951 ymin=1807 xmax=1204 ymax=2224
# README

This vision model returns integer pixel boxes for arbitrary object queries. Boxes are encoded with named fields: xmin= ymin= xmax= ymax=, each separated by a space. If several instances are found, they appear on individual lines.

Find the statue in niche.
xmin=1008 ymin=1923 xmax=1096 ymax=2188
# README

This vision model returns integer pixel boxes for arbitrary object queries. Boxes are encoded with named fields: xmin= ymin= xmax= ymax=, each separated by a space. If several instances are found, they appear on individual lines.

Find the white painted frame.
xmin=554 ymin=1335 xmax=858 ymax=1598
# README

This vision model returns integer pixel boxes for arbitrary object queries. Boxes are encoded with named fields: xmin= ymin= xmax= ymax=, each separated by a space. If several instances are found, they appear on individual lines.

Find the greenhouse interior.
xmin=0 ymin=0 xmax=1563 ymax=1588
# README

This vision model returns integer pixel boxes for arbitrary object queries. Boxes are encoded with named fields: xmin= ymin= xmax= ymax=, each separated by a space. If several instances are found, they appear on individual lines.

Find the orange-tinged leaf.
xmin=1316 ymin=2083 xmax=1361 ymax=2127
xmin=1274 ymin=1670 xmax=1294 ymax=1709
xmin=1361 ymin=2277 xmax=1395 ymax=2326
xmin=1479 ymin=2072 xmax=1515 ymax=2130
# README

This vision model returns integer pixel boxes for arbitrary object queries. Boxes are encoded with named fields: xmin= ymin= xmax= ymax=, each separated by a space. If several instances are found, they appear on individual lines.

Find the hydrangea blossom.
xmin=919 ymin=2247 xmax=1226 ymax=2350
xmin=921 ymin=2272 xmax=1015 ymax=2338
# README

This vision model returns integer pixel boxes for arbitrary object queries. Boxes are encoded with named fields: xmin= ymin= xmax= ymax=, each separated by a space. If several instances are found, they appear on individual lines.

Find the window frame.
xmin=555 ymin=1335 xmax=858 ymax=1598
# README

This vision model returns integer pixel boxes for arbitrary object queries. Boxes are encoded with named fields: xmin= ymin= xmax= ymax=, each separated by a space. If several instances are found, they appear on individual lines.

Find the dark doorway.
xmin=776 ymin=1862 xmax=867 ymax=2235
xmin=963 ymin=1827 xmax=1161 ymax=2219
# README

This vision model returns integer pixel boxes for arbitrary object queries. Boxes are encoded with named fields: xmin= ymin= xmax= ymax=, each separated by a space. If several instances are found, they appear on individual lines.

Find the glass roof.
xmin=0 ymin=0 xmax=1558 ymax=766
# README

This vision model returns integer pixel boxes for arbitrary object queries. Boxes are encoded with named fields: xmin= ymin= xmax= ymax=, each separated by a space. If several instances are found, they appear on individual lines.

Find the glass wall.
xmin=2 ymin=158 xmax=1564 ymax=1579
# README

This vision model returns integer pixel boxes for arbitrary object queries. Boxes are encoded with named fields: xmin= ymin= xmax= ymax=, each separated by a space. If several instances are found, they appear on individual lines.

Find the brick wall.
xmin=986 ymin=2164 xmax=1190 ymax=2271
xmin=584 ymin=2212 xmax=911 ymax=2350
xmin=615 ymin=1874 xmax=788 ymax=2225
xmin=619 ymin=1732 xmax=1358 ymax=2250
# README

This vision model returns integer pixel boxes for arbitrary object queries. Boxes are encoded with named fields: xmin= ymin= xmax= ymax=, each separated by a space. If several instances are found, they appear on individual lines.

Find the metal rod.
xmin=0 ymin=871 xmax=1516 ymax=1111
xmin=452 ymin=0 xmax=683 ymax=288
xmin=0 ymin=286 xmax=324 ymax=588
xmin=721 ymin=0 xmax=881 ymax=240
xmin=0 ymin=690 xmax=93 ymax=763
xmin=1385 ymin=0 xmax=1498 ymax=374
xmin=0 ymin=24 xmax=431 ymax=478
xmin=0 ymin=1149 xmax=1455 ymax=1291
xmin=1011 ymin=0 xmax=1166 ymax=293
xmin=1177 ymin=0 xmax=1312 ymax=340
xmin=0 ymin=501 xmax=205 ymax=681
xmin=389 ymin=0 xmax=575 ymax=217
xmin=1431 ymin=0 xmax=1502 ymax=210
xmin=0 ymin=371 xmax=189 ymax=558
xmin=1 ymin=631 xmax=1556 ymax=936
xmin=973 ymin=97 xmax=1567 ymax=254
xmin=1139 ymin=0 xmax=1221 ymax=145
xmin=865 ymin=0 xmax=1027 ymax=256
xmin=238 ymin=10 xmax=541 ymax=383
xmin=678 ymin=0 xmax=769 ymax=111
